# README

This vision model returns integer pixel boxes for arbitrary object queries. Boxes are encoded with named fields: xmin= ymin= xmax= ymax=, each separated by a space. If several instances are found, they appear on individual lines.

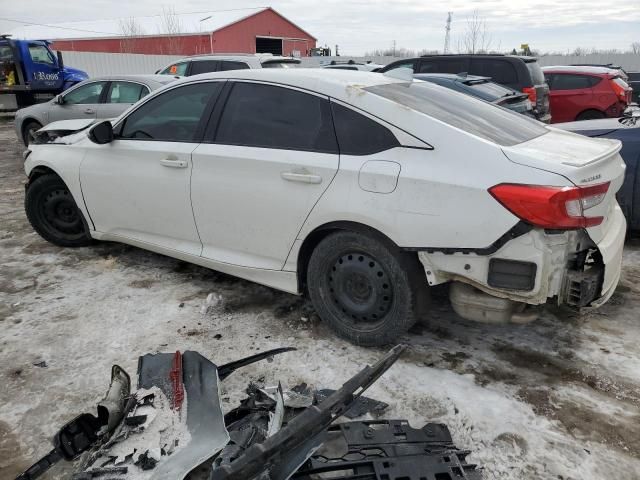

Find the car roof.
xmin=185 ymin=53 xmax=300 ymax=63
xmin=418 ymin=54 xmax=538 ymax=62
xmin=414 ymin=73 xmax=490 ymax=81
xmin=85 ymin=74 xmax=179 ymax=86
xmin=542 ymin=65 xmax=620 ymax=76
xmin=177 ymin=68 xmax=406 ymax=99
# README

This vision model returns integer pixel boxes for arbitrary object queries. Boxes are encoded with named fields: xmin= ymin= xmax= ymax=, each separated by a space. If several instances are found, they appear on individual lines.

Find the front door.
xmin=80 ymin=82 xmax=221 ymax=255
xmin=48 ymin=81 xmax=107 ymax=122
xmin=191 ymin=81 xmax=340 ymax=270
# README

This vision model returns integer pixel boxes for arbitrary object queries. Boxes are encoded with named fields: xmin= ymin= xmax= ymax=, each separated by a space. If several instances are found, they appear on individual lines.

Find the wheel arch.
xmin=21 ymin=117 xmax=43 ymax=144
xmin=575 ymin=108 xmax=605 ymax=120
xmin=27 ymin=165 xmax=59 ymax=185
xmin=296 ymin=221 xmax=428 ymax=300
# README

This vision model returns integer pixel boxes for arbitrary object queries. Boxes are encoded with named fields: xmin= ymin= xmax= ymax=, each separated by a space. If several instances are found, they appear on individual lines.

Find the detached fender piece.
xmin=210 ymin=344 xmax=406 ymax=480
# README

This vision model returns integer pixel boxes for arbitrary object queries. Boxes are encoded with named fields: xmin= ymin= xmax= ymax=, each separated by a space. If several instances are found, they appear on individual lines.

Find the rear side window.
xmin=214 ymin=82 xmax=337 ymax=153
xmin=365 ymin=82 xmax=547 ymax=147
xmin=107 ymin=82 xmax=148 ymax=104
xmin=418 ymin=58 xmax=468 ymax=75
xmin=190 ymin=60 xmax=219 ymax=75
xmin=119 ymin=82 xmax=221 ymax=142
xmin=548 ymin=74 xmax=593 ymax=90
xmin=331 ymin=102 xmax=399 ymax=155
xmin=470 ymin=60 xmax=518 ymax=85
xmin=219 ymin=61 xmax=250 ymax=71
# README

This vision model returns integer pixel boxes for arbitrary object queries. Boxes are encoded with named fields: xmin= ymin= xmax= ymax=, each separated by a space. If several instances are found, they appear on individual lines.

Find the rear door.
xmin=190 ymin=81 xmax=339 ymax=269
xmin=97 ymin=81 xmax=151 ymax=119
xmin=80 ymin=81 xmax=221 ymax=255
xmin=546 ymin=73 xmax=595 ymax=122
xmin=48 ymin=81 xmax=107 ymax=122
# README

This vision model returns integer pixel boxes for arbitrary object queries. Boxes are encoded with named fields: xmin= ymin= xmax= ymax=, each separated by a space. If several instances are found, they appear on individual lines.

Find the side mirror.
xmin=56 ymin=50 xmax=64 ymax=70
xmin=89 ymin=120 xmax=114 ymax=145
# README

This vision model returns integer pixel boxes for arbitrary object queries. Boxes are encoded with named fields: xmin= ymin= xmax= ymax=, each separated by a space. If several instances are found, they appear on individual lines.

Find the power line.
xmin=0 ymin=16 xmax=118 ymax=36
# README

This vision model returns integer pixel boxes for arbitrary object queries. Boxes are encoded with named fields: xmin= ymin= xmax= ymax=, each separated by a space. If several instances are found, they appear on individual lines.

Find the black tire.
xmin=307 ymin=230 xmax=425 ymax=346
xmin=22 ymin=120 xmax=42 ymax=146
xmin=25 ymin=174 xmax=92 ymax=247
xmin=576 ymin=109 xmax=605 ymax=121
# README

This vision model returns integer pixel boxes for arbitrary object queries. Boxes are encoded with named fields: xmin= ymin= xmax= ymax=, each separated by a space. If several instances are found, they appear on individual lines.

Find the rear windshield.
xmin=365 ymin=82 xmax=547 ymax=146
xmin=525 ymin=61 xmax=545 ymax=85
xmin=466 ymin=80 xmax=515 ymax=99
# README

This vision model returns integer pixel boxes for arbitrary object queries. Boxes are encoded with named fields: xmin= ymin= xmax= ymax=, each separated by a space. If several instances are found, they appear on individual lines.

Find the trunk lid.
xmin=502 ymin=128 xmax=626 ymax=242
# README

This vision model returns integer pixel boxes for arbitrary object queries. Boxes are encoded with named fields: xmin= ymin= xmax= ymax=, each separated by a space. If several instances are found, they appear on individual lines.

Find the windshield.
xmin=365 ymin=82 xmax=548 ymax=147
xmin=525 ymin=61 xmax=545 ymax=85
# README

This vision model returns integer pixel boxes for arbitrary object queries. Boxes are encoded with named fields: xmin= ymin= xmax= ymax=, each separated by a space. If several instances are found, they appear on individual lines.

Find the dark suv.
xmin=379 ymin=54 xmax=551 ymax=123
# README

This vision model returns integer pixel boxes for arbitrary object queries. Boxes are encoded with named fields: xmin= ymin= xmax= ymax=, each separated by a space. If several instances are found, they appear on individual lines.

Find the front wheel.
xmin=22 ymin=120 xmax=42 ymax=146
xmin=576 ymin=109 xmax=605 ymax=121
xmin=25 ymin=174 xmax=92 ymax=247
xmin=307 ymin=230 xmax=422 ymax=346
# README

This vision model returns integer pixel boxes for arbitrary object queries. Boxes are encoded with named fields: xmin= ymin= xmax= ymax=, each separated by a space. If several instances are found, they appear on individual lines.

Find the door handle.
xmin=84 ymin=108 xmax=95 ymax=114
xmin=281 ymin=171 xmax=322 ymax=184
xmin=160 ymin=158 xmax=188 ymax=168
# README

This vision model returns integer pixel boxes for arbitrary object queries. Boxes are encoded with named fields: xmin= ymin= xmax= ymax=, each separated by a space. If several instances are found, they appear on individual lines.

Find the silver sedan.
xmin=14 ymin=75 xmax=179 ymax=145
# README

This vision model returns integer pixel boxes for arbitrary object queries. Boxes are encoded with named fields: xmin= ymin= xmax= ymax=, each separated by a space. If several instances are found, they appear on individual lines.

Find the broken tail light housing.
xmin=610 ymin=77 xmax=630 ymax=103
xmin=489 ymin=182 xmax=610 ymax=229
xmin=522 ymin=86 xmax=537 ymax=104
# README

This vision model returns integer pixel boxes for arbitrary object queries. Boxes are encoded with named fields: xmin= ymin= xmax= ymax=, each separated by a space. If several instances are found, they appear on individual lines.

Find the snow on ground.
xmin=1 ymin=118 xmax=640 ymax=480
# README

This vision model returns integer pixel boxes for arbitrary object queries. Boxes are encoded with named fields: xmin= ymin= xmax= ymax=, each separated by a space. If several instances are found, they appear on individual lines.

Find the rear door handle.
xmin=160 ymin=158 xmax=188 ymax=168
xmin=84 ymin=108 xmax=95 ymax=114
xmin=281 ymin=171 xmax=322 ymax=184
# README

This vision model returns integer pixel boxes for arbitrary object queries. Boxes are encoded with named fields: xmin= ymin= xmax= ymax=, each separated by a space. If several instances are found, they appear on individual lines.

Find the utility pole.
xmin=335 ymin=44 xmax=339 ymax=56
xmin=444 ymin=12 xmax=453 ymax=53
xmin=392 ymin=39 xmax=396 ymax=57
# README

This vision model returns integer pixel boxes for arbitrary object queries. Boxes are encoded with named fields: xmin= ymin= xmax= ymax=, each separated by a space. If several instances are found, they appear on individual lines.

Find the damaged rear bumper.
xmin=417 ymin=212 xmax=625 ymax=321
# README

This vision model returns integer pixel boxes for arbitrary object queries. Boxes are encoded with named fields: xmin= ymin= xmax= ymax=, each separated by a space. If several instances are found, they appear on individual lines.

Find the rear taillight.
xmin=522 ymin=87 xmax=537 ymax=104
xmin=489 ymin=182 xmax=610 ymax=229
xmin=610 ymin=79 xmax=629 ymax=103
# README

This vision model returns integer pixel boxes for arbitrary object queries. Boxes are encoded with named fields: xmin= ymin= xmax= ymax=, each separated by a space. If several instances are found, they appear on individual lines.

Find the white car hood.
xmin=39 ymin=118 xmax=97 ymax=133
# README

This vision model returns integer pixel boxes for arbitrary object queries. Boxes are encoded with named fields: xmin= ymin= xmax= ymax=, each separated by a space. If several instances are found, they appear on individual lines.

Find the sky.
xmin=1 ymin=0 xmax=639 ymax=56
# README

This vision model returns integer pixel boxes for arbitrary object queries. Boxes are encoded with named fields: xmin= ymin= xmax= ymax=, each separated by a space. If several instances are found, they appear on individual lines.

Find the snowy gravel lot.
xmin=1 ymin=117 xmax=640 ymax=480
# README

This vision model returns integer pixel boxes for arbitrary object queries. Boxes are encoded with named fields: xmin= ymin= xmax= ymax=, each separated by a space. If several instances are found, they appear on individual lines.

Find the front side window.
xmin=28 ymin=44 xmax=55 ymax=65
xmin=331 ymin=102 xmax=399 ymax=155
xmin=160 ymin=62 xmax=189 ymax=76
xmin=107 ymin=82 xmax=149 ymax=104
xmin=218 ymin=61 xmax=250 ymax=71
xmin=119 ymin=82 xmax=221 ymax=142
xmin=548 ymin=74 xmax=593 ymax=91
xmin=365 ymin=81 xmax=548 ymax=147
xmin=63 ymin=82 xmax=107 ymax=104
xmin=214 ymin=82 xmax=337 ymax=153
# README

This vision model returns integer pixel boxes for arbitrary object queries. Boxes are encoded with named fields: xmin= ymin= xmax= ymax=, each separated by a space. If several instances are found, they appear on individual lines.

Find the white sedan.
xmin=23 ymin=69 xmax=627 ymax=345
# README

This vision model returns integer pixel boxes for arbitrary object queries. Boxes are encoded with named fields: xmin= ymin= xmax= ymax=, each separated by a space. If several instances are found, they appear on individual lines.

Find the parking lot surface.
xmin=1 ymin=117 xmax=640 ymax=479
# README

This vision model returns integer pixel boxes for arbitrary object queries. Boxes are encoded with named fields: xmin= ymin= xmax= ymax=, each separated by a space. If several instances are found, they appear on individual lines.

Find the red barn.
xmin=12 ymin=7 xmax=316 ymax=57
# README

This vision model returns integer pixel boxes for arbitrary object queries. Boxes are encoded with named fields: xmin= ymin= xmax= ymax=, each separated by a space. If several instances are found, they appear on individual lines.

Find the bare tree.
xmin=632 ymin=42 xmax=640 ymax=54
xmin=118 ymin=17 xmax=144 ymax=53
xmin=460 ymin=10 xmax=492 ymax=54
xmin=159 ymin=6 xmax=183 ymax=55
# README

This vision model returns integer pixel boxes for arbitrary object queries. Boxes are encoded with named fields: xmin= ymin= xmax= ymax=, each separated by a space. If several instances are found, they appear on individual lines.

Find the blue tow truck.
xmin=0 ymin=35 xmax=88 ymax=111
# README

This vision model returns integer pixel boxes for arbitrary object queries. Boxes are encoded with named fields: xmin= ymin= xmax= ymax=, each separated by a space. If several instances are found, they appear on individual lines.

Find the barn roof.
xmin=6 ymin=7 xmax=316 ymax=41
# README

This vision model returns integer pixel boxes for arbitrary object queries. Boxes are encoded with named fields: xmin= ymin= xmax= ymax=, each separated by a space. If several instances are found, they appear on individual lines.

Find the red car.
xmin=542 ymin=66 xmax=632 ymax=123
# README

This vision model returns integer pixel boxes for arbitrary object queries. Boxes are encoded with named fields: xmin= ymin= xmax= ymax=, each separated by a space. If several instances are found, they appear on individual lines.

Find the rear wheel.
xmin=22 ymin=120 xmax=42 ymax=146
xmin=307 ymin=230 xmax=423 ymax=346
xmin=25 ymin=174 xmax=92 ymax=247
xmin=576 ymin=109 xmax=605 ymax=121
